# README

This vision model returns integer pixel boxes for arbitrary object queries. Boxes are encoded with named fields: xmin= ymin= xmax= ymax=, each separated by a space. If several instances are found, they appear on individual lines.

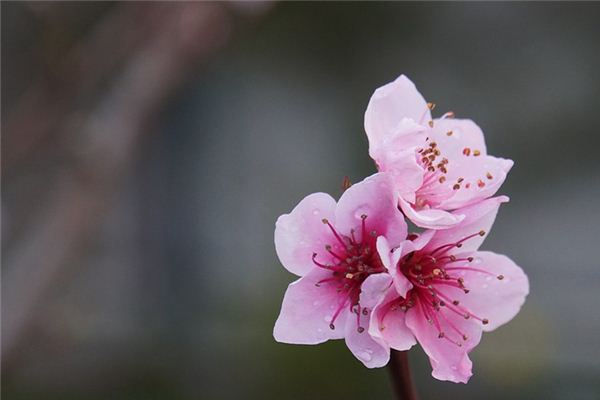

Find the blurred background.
xmin=2 ymin=2 xmax=600 ymax=399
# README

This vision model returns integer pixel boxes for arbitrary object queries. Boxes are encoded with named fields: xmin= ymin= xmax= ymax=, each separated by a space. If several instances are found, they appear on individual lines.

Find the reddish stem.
xmin=388 ymin=350 xmax=419 ymax=400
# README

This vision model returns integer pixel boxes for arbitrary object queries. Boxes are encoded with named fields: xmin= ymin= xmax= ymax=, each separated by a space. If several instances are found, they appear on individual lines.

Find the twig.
xmin=388 ymin=350 xmax=419 ymax=400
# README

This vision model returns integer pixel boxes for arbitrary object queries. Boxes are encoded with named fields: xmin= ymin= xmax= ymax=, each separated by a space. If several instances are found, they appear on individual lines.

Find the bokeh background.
xmin=2 ymin=2 xmax=600 ymax=399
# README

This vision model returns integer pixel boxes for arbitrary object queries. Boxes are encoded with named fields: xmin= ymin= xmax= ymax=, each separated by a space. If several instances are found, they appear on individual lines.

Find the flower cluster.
xmin=273 ymin=75 xmax=528 ymax=383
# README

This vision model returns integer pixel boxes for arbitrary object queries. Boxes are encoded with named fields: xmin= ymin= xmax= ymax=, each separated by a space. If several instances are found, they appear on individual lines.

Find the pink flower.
xmin=363 ymin=196 xmax=529 ymax=383
xmin=364 ymin=75 xmax=514 ymax=229
xmin=273 ymin=173 xmax=407 ymax=367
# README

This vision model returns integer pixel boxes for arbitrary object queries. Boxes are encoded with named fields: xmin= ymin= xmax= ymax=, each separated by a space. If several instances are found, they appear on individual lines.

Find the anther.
xmin=357 ymin=327 xmax=365 ymax=333
xmin=462 ymin=335 xmax=469 ymax=341
xmin=362 ymin=308 xmax=369 ymax=315
xmin=477 ymin=179 xmax=485 ymax=188
xmin=463 ymin=147 xmax=471 ymax=156
xmin=329 ymin=323 xmax=336 ymax=330
xmin=438 ymin=332 xmax=445 ymax=339
xmin=457 ymin=177 xmax=464 ymax=183
xmin=427 ymin=102 xmax=436 ymax=110
xmin=345 ymin=273 xmax=354 ymax=279
xmin=446 ymin=131 xmax=453 ymax=136
xmin=439 ymin=176 xmax=446 ymax=183
xmin=453 ymin=300 xmax=460 ymax=306
xmin=360 ymin=214 xmax=367 ymax=220
xmin=479 ymin=230 xmax=486 ymax=236
xmin=453 ymin=184 xmax=460 ymax=190
xmin=450 ymin=255 xmax=457 ymax=261
xmin=428 ymin=121 xmax=434 ymax=127
xmin=467 ymin=257 xmax=474 ymax=262
xmin=322 ymin=218 xmax=329 ymax=224
xmin=473 ymin=150 xmax=481 ymax=156
xmin=486 ymin=172 xmax=493 ymax=180
xmin=482 ymin=319 xmax=489 ymax=325
xmin=497 ymin=275 xmax=504 ymax=280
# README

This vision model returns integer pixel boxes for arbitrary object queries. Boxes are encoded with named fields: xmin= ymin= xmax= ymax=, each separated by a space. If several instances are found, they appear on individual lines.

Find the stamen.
xmin=325 ymin=245 xmax=344 ymax=261
xmin=430 ymin=231 xmax=483 ymax=256
xmin=322 ymin=219 xmax=346 ymax=247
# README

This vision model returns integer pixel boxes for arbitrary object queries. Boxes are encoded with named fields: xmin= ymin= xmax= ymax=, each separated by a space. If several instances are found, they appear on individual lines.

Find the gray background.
xmin=2 ymin=2 xmax=600 ymax=399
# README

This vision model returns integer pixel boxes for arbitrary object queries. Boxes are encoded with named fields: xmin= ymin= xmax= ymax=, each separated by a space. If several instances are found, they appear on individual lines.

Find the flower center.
xmin=386 ymin=231 xmax=504 ymax=346
xmin=311 ymin=215 xmax=386 ymax=332
xmin=415 ymin=141 xmax=455 ymax=208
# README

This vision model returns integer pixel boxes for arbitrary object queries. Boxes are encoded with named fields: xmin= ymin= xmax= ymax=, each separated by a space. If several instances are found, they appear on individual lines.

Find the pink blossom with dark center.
xmin=273 ymin=173 xmax=407 ymax=367
xmin=363 ymin=196 xmax=529 ymax=382
xmin=364 ymin=75 xmax=514 ymax=229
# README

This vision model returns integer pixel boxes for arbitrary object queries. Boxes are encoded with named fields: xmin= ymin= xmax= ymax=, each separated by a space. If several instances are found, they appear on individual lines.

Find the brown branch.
xmin=388 ymin=350 xmax=419 ymax=400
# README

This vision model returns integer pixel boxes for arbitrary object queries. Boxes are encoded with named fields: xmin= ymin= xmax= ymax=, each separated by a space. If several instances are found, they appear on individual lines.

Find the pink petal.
xmin=398 ymin=230 xmax=436 ymax=257
xmin=360 ymin=273 xmax=394 ymax=310
xmin=336 ymin=173 xmax=407 ymax=245
xmin=273 ymin=268 xmax=348 ymax=344
xmin=429 ymin=118 xmax=487 ymax=158
xmin=377 ymin=152 xmax=424 ymax=204
xmin=275 ymin=193 xmax=337 ymax=276
xmin=427 ymin=118 xmax=513 ymax=210
xmin=345 ymin=299 xmax=391 ymax=368
xmin=405 ymin=301 xmax=483 ymax=383
xmin=399 ymin=196 xmax=465 ymax=230
xmin=346 ymin=274 xmax=392 ymax=368
xmin=378 ymin=237 xmax=412 ymax=298
xmin=440 ymin=155 xmax=513 ymax=210
xmin=387 ymin=231 xmax=435 ymax=297
xmin=447 ymin=251 xmax=529 ymax=332
xmin=424 ymin=196 xmax=509 ymax=254
xmin=365 ymin=75 xmax=430 ymax=158
xmin=368 ymin=282 xmax=417 ymax=352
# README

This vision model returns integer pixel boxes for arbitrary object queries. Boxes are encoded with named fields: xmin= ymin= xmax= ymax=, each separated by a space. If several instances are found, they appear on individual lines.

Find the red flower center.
xmin=387 ymin=231 xmax=503 ymax=346
xmin=311 ymin=215 xmax=386 ymax=332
